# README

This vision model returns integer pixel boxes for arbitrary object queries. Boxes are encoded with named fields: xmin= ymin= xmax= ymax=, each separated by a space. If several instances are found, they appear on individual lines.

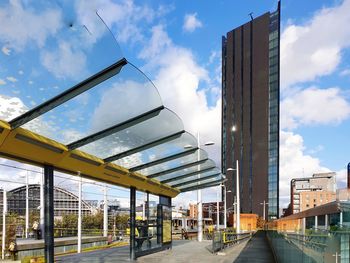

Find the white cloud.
xmin=6 ymin=76 xmax=18 ymax=83
xmin=281 ymin=0 xmax=350 ymax=87
xmin=138 ymin=24 xmax=171 ymax=60
xmin=18 ymin=70 xmax=24 ymax=75
xmin=340 ymin=68 xmax=350 ymax=76
xmin=279 ymin=130 xmax=331 ymax=207
xmin=41 ymin=41 xmax=87 ymax=80
xmin=90 ymin=79 xmax=162 ymax=132
xmin=139 ymin=26 xmax=222 ymax=191
xmin=0 ymin=0 xmax=62 ymax=51
xmin=76 ymin=0 xmax=168 ymax=45
xmin=0 ymin=158 xmax=42 ymax=191
xmin=281 ymin=86 xmax=350 ymax=130
xmin=1 ymin=46 xmax=10 ymax=55
xmin=0 ymin=79 xmax=6 ymax=85
xmin=0 ymin=94 xmax=27 ymax=121
xmin=183 ymin=13 xmax=203 ymax=33
xmin=336 ymin=169 xmax=348 ymax=189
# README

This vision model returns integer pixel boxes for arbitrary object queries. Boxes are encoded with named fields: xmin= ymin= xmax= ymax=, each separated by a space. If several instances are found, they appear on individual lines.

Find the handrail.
xmin=212 ymin=230 xmax=254 ymax=253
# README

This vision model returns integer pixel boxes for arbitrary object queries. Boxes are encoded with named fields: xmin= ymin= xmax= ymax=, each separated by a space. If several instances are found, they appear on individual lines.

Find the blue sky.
xmin=0 ymin=0 xmax=350 ymax=209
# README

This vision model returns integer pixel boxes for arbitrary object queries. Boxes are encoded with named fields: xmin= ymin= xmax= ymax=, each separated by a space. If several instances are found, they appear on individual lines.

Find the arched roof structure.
xmin=7 ymin=184 xmax=94 ymax=215
xmin=0 ymin=1 xmax=224 ymax=197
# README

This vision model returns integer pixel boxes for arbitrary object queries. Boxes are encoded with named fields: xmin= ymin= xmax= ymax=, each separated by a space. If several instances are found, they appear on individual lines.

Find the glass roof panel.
xmin=155 ymin=159 xmax=217 ymax=182
xmin=166 ymin=168 xmax=221 ymax=186
xmin=112 ymin=132 xmax=197 ymax=169
xmin=177 ymin=176 xmax=223 ymax=190
xmin=76 ymin=108 xmax=183 ymax=160
xmin=0 ymin=0 xmax=123 ymax=121
xmin=137 ymin=149 xmax=208 ymax=176
xmin=21 ymin=63 xmax=163 ymax=142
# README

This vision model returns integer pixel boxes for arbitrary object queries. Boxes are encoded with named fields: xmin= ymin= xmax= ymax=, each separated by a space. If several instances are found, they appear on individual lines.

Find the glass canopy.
xmin=0 ymin=1 xmax=224 ymax=194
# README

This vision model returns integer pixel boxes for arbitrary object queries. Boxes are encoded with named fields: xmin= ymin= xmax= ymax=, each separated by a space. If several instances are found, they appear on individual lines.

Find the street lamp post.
xmin=196 ymin=132 xmax=203 ymax=243
xmin=216 ymin=186 xmax=220 ymax=230
xmin=227 ymin=160 xmax=240 ymax=234
xmin=222 ymin=184 xmax=227 ymax=229
xmin=260 ymin=200 xmax=269 ymax=222
xmin=20 ymin=172 xmax=30 ymax=238
xmin=184 ymin=132 xmax=214 ymax=242
xmin=103 ymin=185 xmax=108 ymax=237
xmin=77 ymin=172 xmax=82 ymax=253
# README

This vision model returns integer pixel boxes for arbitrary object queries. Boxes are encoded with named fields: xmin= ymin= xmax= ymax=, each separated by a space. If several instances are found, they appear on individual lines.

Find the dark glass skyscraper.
xmin=222 ymin=3 xmax=280 ymax=220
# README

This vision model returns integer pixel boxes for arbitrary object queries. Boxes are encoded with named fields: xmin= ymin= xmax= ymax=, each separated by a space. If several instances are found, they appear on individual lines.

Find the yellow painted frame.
xmin=0 ymin=120 xmax=179 ymax=198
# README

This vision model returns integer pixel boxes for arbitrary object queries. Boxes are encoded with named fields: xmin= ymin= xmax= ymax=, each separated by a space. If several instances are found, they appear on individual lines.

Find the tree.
xmin=114 ymin=214 xmax=129 ymax=230
xmin=82 ymin=212 xmax=103 ymax=230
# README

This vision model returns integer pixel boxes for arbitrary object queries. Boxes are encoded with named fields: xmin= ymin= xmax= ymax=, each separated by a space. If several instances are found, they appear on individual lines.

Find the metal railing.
xmin=212 ymin=230 xmax=253 ymax=253
xmin=267 ymin=230 xmax=350 ymax=263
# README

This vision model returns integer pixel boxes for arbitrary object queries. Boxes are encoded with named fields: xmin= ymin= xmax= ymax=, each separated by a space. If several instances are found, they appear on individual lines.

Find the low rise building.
xmin=290 ymin=172 xmax=336 ymax=214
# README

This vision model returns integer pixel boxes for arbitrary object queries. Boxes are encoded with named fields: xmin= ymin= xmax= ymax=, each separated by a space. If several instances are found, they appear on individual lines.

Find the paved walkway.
xmin=55 ymin=240 xmax=253 ymax=263
xmin=48 ymin=231 xmax=276 ymax=263
xmin=233 ymin=231 xmax=275 ymax=263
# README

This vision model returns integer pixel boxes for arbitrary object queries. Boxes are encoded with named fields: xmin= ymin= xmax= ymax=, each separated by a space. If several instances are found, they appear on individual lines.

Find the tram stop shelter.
xmin=0 ymin=1 xmax=224 ymax=262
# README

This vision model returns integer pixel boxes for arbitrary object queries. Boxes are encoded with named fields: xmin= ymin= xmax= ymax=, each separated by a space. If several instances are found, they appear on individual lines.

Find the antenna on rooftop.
xmin=249 ymin=12 xmax=254 ymax=20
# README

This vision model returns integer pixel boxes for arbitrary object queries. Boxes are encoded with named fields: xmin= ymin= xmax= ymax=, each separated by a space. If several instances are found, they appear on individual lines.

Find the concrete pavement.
xmin=53 ymin=231 xmax=276 ymax=263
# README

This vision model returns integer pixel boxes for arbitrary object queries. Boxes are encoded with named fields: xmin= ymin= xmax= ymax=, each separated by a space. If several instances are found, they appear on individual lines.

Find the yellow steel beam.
xmin=0 ymin=119 xmax=179 ymax=198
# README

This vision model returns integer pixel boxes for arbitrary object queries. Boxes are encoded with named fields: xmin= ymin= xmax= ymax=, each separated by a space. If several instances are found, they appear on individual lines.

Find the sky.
xmin=0 ymin=0 xmax=350 ymax=211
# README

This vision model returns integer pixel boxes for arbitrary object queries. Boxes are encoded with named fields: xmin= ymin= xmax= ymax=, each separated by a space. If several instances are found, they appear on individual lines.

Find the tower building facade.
xmin=222 ymin=3 xmax=280 ymax=220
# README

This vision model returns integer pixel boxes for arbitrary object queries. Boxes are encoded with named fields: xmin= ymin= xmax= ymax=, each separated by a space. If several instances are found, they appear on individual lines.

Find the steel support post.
xmin=40 ymin=171 xmax=44 ymax=237
xmin=2 ymin=191 xmax=6 ymax=260
xmin=157 ymin=204 xmax=163 ymax=244
xmin=25 ymin=173 xmax=29 ymax=238
xmin=130 ymin=187 xmax=136 ymax=260
xmin=44 ymin=165 xmax=54 ymax=263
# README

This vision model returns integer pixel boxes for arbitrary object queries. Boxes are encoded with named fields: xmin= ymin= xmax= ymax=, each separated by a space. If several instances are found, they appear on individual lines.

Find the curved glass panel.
xmin=166 ymin=168 xmax=221 ymax=186
xmin=138 ymin=149 xmax=208 ymax=176
xmin=177 ymin=176 xmax=223 ymax=190
xmin=77 ymin=108 xmax=183 ymax=160
xmin=0 ymin=0 xmax=123 ymax=121
xmin=113 ymin=132 xmax=197 ymax=169
xmin=155 ymin=159 xmax=217 ymax=182
xmin=22 ymin=63 xmax=163 ymax=142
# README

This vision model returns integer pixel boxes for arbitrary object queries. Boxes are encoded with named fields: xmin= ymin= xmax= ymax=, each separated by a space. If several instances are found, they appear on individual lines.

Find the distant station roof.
xmin=0 ymin=1 xmax=224 ymax=197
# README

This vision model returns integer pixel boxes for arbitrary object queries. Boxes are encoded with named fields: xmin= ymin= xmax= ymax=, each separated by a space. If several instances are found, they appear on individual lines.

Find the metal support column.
xmin=157 ymin=204 xmax=163 ymax=244
xmin=314 ymin=215 xmax=318 ymax=231
xmin=2 ymin=191 xmax=7 ymax=260
xmin=302 ymin=217 xmax=306 ymax=235
xmin=44 ymin=165 xmax=54 ymax=263
xmin=130 ymin=187 xmax=136 ymax=260
xmin=40 ymin=170 xmax=44 ymax=237
xmin=146 ymin=192 xmax=149 ymax=221
xmin=340 ymin=212 xmax=343 ymax=227
xmin=25 ymin=172 xmax=29 ymax=238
